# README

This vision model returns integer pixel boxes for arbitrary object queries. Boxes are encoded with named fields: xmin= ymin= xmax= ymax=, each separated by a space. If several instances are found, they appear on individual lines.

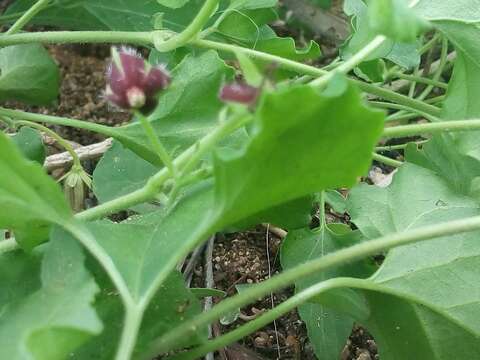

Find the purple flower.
xmin=219 ymin=82 xmax=259 ymax=105
xmin=106 ymin=47 xmax=170 ymax=112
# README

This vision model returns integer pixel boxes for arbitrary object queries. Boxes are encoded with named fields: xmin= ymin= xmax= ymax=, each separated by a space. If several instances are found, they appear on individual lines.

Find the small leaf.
xmin=0 ymin=229 xmax=102 ymax=359
xmin=0 ymin=44 xmax=59 ymax=106
xmin=325 ymin=190 xmax=347 ymax=214
xmin=0 ymin=132 xmax=71 ymax=250
xmin=341 ymin=0 xmax=421 ymax=69
xmin=368 ymin=0 xmax=429 ymax=42
xmin=12 ymin=127 xmax=46 ymax=165
xmin=281 ymin=225 xmax=373 ymax=359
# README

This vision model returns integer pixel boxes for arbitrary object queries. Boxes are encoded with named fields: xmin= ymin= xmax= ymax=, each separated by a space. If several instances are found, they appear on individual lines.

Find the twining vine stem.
xmin=0 ymin=31 xmax=440 ymax=118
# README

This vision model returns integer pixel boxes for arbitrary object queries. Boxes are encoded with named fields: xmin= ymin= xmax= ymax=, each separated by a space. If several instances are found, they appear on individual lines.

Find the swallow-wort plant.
xmin=1 ymin=0 xmax=480 ymax=359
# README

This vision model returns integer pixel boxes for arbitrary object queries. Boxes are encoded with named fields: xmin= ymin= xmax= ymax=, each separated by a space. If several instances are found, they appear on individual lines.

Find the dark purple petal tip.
xmin=106 ymin=47 xmax=170 ymax=112
xmin=219 ymin=82 xmax=259 ymax=105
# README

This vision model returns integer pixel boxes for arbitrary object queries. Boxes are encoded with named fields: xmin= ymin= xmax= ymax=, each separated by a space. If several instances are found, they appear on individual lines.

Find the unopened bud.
xmin=219 ymin=82 xmax=259 ymax=105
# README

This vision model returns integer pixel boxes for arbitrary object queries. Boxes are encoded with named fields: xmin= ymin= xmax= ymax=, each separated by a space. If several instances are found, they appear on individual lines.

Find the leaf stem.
xmin=369 ymin=101 xmax=440 ymax=122
xmin=5 ymin=0 xmax=50 ymax=35
xmin=0 ymin=107 xmax=156 ymax=163
xmin=135 ymin=111 xmax=176 ymax=177
xmin=168 ymin=277 xmax=355 ymax=360
xmin=372 ymin=153 xmax=403 ymax=168
xmin=115 ymin=307 xmax=143 ymax=360
xmin=392 ymin=72 xmax=448 ymax=89
xmin=383 ymin=119 xmax=480 ymax=138
xmin=145 ymin=214 xmax=480 ymax=357
xmin=154 ymin=0 xmax=219 ymax=52
xmin=16 ymin=120 xmax=82 ymax=168
xmin=310 ymin=35 xmax=387 ymax=88
xmin=0 ymin=30 xmax=155 ymax=46
xmin=0 ymin=238 xmax=19 ymax=254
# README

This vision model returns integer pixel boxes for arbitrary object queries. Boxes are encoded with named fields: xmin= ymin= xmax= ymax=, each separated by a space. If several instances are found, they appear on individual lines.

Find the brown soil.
xmin=5 ymin=44 xmax=130 ymax=146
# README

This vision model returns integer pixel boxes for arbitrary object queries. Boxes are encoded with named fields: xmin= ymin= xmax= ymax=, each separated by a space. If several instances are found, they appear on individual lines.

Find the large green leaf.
xmin=281 ymin=224 xmax=374 ymax=360
xmin=0 ymin=45 xmax=59 ymax=106
xmin=0 ymin=230 xmax=102 ymax=360
xmin=212 ymin=82 xmax=384 ymax=227
xmin=0 ymin=132 xmax=71 ymax=250
xmin=344 ymin=162 xmax=480 ymax=358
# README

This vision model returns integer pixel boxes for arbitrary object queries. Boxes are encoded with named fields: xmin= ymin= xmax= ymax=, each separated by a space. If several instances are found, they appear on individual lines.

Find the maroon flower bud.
xmin=219 ymin=82 xmax=259 ymax=105
xmin=106 ymin=47 xmax=170 ymax=112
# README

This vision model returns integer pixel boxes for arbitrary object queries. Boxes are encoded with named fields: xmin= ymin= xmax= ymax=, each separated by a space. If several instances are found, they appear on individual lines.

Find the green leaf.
xmin=368 ymin=0 xmax=429 ymax=42
xmin=0 ymin=132 xmax=71 ymax=250
xmin=281 ymin=224 xmax=373 ymax=360
xmin=0 ymin=45 xmax=59 ymax=106
xmin=212 ymin=83 xmax=384 ymax=227
xmin=6 ymin=0 xmax=204 ymax=31
xmin=325 ymin=190 xmax=347 ymax=214
xmin=345 ymin=162 xmax=480 ymax=358
xmin=157 ymin=0 xmax=191 ymax=9
xmin=0 ymin=229 xmax=102 ymax=359
xmin=341 ymin=0 xmax=421 ymax=69
xmin=93 ymin=142 xmax=158 ymax=213
xmin=72 ymin=270 xmax=206 ymax=358
xmin=12 ymin=127 xmax=46 ymax=165
xmin=0 ymin=249 xmax=42 ymax=311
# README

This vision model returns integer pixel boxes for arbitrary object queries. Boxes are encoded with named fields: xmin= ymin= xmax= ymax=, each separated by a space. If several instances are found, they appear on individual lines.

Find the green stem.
xmin=154 ymin=0 xmax=219 ymax=52
xmin=192 ymin=39 xmax=441 ymax=117
xmin=0 ymin=30 xmax=439 ymax=117
xmin=310 ymin=35 xmax=387 ymax=88
xmin=0 ymin=238 xmax=19 ymax=254
xmin=135 ymin=111 xmax=176 ymax=177
xmin=16 ymin=120 xmax=82 ymax=168
xmin=375 ymin=140 xmax=427 ymax=151
xmin=393 ymin=72 xmax=448 ymax=89
xmin=372 ymin=153 xmax=403 ymax=168
xmin=144 ymin=214 xmax=480 ymax=357
xmin=369 ymin=101 xmax=441 ymax=122
xmin=417 ymin=36 xmax=449 ymax=101
xmin=6 ymin=0 xmax=50 ymax=35
xmin=76 ymin=114 xmax=251 ymax=222
xmin=115 ymin=307 xmax=143 ymax=360
xmin=0 ymin=107 xmax=119 ymax=137
xmin=0 ymin=107 xmax=157 ymax=164
xmin=383 ymin=119 xmax=480 ymax=138
xmin=168 ymin=277 xmax=355 ymax=360
xmin=0 ymin=30 xmax=154 ymax=46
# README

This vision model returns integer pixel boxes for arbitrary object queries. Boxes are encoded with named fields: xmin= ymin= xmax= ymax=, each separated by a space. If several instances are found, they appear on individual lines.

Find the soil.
xmin=1 ymin=3 xmax=380 ymax=359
